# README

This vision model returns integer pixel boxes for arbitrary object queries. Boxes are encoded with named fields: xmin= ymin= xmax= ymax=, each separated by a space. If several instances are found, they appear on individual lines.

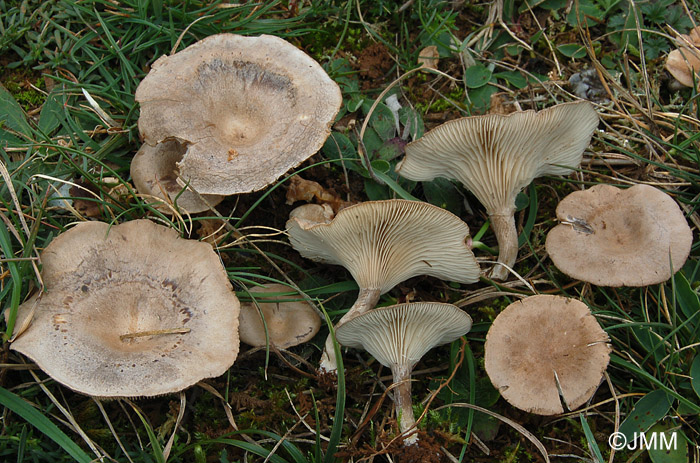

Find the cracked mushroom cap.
xmin=286 ymin=199 xmax=481 ymax=293
xmin=484 ymin=295 xmax=610 ymax=415
xmin=9 ymin=220 xmax=240 ymax=398
xmin=334 ymin=302 xmax=472 ymax=369
xmin=131 ymin=140 xmax=224 ymax=213
xmin=135 ymin=33 xmax=342 ymax=196
xmin=545 ymin=184 xmax=692 ymax=287
xmin=239 ymin=284 xmax=321 ymax=348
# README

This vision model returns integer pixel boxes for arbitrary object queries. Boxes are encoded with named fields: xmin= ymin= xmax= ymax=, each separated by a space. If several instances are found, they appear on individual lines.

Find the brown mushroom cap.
xmin=545 ymin=184 xmax=692 ymax=287
xmin=665 ymin=27 xmax=700 ymax=87
xmin=239 ymin=284 xmax=321 ymax=348
xmin=9 ymin=220 xmax=240 ymax=398
xmin=395 ymin=101 xmax=598 ymax=280
xmin=286 ymin=199 xmax=481 ymax=294
xmin=484 ymin=295 xmax=610 ymax=415
xmin=135 ymin=33 xmax=342 ymax=196
xmin=130 ymin=140 xmax=224 ymax=213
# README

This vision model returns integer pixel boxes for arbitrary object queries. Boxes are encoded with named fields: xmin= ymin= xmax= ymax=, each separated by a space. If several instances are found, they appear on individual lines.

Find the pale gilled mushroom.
xmin=484 ymin=295 xmax=610 ymax=415
xmin=131 ymin=140 xmax=224 ymax=213
xmin=9 ymin=220 xmax=240 ymax=398
xmin=239 ymin=283 xmax=321 ymax=349
xmin=395 ymin=101 xmax=599 ymax=280
xmin=135 ymin=33 xmax=342 ymax=196
xmin=545 ymin=184 xmax=693 ymax=287
xmin=286 ymin=199 xmax=481 ymax=373
xmin=335 ymin=302 xmax=472 ymax=445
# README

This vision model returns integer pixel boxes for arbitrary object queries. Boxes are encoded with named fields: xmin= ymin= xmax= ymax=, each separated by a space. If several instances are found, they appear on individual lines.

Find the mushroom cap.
xmin=545 ymin=184 xmax=692 ymax=287
xmin=484 ymin=295 xmax=610 ymax=415
xmin=288 ymin=203 xmax=335 ymax=227
xmin=130 ymin=140 xmax=224 ymax=213
xmin=665 ymin=47 xmax=700 ymax=87
xmin=286 ymin=199 xmax=481 ymax=293
xmin=396 ymin=101 xmax=598 ymax=215
xmin=135 ymin=33 xmax=342 ymax=195
xmin=335 ymin=302 xmax=472 ymax=368
xmin=239 ymin=283 xmax=321 ymax=348
xmin=10 ymin=220 xmax=240 ymax=398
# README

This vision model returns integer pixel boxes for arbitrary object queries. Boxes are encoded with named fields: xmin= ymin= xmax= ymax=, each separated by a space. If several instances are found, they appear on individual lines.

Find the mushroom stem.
xmin=391 ymin=362 xmax=418 ymax=446
xmin=318 ymin=287 xmax=381 ymax=374
xmin=489 ymin=211 xmax=518 ymax=281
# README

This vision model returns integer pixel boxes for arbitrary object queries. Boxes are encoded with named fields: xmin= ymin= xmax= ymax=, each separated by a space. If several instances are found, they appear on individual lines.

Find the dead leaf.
xmin=417 ymin=46 xmax=439 ymax=70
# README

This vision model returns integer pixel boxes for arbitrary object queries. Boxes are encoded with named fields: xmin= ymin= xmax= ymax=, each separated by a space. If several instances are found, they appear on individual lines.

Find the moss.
xmin=2 ymin=71 xmax=46 ymax=111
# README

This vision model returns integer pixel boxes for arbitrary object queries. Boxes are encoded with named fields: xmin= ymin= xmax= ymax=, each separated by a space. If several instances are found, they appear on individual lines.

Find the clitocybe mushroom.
xmin=665 ymin=26 xmax=700 ymax=88
xmin=335 ymin=302 xmax=472 ymax=445
xmin=239 ymin=283 xmax=321 ymax=349
xmin=131 ymin=140 xmax=224 ymax=213
xmin=287 ymin=199 xmax=481 ymax=373
xmin=545 ymin=184 xmax=693 ymax=287
xmin=484 ymin=295 xmax=610 ymax=415
xmin=9 ymin=220 xmax=240 ymax=398
xmin=395 ymin=101 xmax=599 ymax=280
xmin=135 ymin=33 xmax=342 ymax=196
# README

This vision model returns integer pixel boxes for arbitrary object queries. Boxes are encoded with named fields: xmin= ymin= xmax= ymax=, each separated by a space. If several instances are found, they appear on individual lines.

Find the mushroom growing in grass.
xmin=395 ymin=101 xmax=599 ymax=280
xmin=335 ymin=302 xmax=472 ymax=445
xmin=545 ymin=184 xmax=693 ymax=287
xmin=665 ymin=26 xmax=700 ymax=88
xmin=484 ymin=295 xmax=610 ymax=415
xmin=286 ymin=199 xmax=481 ymax=373
xmin=239 ymin=283 xmax=321 ymax=349
xmin=131 ymin=140 xmax=224 ymax=213
xmin=134 ymin=33 xmax=342 ymax=197
xmin=8 ymin=220 xmax=240 ymax=398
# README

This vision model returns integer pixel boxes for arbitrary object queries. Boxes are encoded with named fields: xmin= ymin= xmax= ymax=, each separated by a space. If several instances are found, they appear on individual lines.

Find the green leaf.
xmin=0 ymin=387 xmax=93 ymax=463
xmin=647 ymin=423 xmax=688 ymax=463
xmin=399 ymin=106 xmax=424 ymax=139
xmin=422 ymin=178 xmax=462 ymax=215
xmin=464 ymin=64 xmax=492 ymax=89
xmin=322 ymin=132 xmax=362 ymax=173
xmin=673 ymin=271 xmax=699 ymax=324
xmin=494 ymin=71 xmax=527 ymax=89
xmin=566 ymin=0 xmax=603 ymax=27
xmin=557 ymin=43 xmax=587 ymax=58
xmin=346 ymin=94 xmax=364 ymax=112
xmin=38 ymin=89 xmax=64 ymax=136
xmin=467 ymin=84 xmax=497 ymax=113
xmin=580 ymin=414 xmax=605 ymax=463
xmin=367 ymin=102 xmax=396 ymax=140
xmin=0 ymin=84 xmax=33 ymax=143
xmin=618 ymin=390 xmax=673 ymax=444
xmin=364 ymin=178 xmax=391 ymax=200
xmin=691 ymin=355 xmax=700 ymax=400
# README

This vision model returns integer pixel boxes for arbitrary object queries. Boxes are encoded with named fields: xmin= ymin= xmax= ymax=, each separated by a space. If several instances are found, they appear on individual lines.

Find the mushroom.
xmin=335 ymin=302 xmax=472 ymax=445
xmin=134 ymin=33 xmax=342 ymax=196
xmin=665 ymin=26 xmax=700 ymax=88
xmin=395 ymin=101 xmax=599 ymax=280
xmin=484 ymin=295 xmax=610 ymax=415
xmin=239 ymin=283 xmax=321 ymax=348
xmin=286 ymin=199 xmax=481 ymax=373
xmin=545 ymin=184 xmax=693 ymax=287
xmin=130 ymin=140 xmax=224 ymax=213
xmin=9 ymin=220 xmax=240 ymax=398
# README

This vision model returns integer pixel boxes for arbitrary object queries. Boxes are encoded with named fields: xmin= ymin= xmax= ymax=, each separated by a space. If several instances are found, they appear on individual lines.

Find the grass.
xmin=1 ymin=0 xmax=700 ymax=461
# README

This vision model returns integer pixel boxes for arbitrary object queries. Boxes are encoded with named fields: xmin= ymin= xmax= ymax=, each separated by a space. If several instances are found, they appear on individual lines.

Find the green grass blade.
xmin=579 ymin=413 xmax=605 ymax=463
xmin=691 ymin=354 xmax=700 ymax=401
xmin=131 ymin=403 xmax=166 ymax=463
xmin=0 ymin=387 xmax=93 ymax=463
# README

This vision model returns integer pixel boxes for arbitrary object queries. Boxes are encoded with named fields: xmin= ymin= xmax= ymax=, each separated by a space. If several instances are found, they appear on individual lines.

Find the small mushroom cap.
xmin=335 ymin=302 xmax=472 ymax=368
xmin=545 ymin=184 xmax=692 ymax=287
xmin=130 ymin=140 xmax=224 ymax=213
xmin=484 ymin=295 xmax=610 ymax=415
xmin=286 ymin=199 xmax=481 ymax=293
xmin=135 ymin=33 xmax=342 ymax=196
xmin=9 ymin=220 xmax=240 ymax=398
xmin=288 ymin=203 xmax=335 ymax=227
xmin=239 ymin=284 xmax=321 ymax=348
xmin=665 ymin=47 xmax=700 ymax=87
xmin=396 ymin=101 xmax=598 ymax=215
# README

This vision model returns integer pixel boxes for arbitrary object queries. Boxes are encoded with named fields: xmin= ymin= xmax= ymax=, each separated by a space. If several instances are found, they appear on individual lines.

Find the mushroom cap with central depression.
xmin=9 ymin=220 xmax=240 ymax=398
xmin=135 ymin=33 xmax=342 ymax=195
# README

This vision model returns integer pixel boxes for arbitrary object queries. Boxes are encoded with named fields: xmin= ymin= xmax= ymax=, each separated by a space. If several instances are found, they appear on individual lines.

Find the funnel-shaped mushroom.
xmin=545 ymin=184 xmax=692 ymax=287
xmin=9 ymin=220 xmax=240 ymax=398
xmin=131 ymin=140 xmax=224 ymax=213
xmin=135 ymin=33 xmax=342 ymax=196
xmin=484 ymin=295 xmax=610 ymax=415
xmin=335 ymin=302 xmax=472 ymax=445
xmin=239 ymin=284 xmax=321 ymax=349
xmin=396 ymin=101 xmax=598 ymax=280
xmin=287 ymin=199 xmax=480 ymax=373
